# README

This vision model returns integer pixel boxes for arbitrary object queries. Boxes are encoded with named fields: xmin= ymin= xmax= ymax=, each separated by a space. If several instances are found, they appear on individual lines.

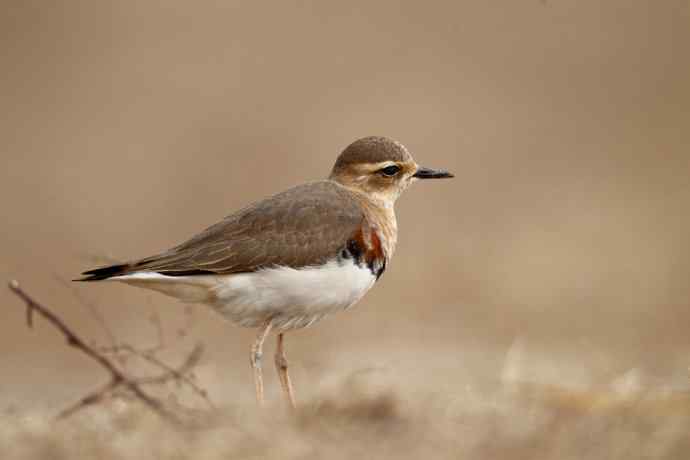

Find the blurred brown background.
xmin=1 ymin=0 xmax=689 ymax=412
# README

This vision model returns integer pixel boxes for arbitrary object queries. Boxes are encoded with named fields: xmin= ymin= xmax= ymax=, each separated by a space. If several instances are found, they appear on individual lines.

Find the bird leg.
xmin=250 ymin=319 xmax=273 ymax=406
xmin=275 ymin=333 xmax=297 ymax=409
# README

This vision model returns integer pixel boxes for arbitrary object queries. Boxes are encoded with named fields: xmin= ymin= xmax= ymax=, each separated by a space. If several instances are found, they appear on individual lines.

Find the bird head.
xmin=329 ymin=136 xmax=453 ymax=207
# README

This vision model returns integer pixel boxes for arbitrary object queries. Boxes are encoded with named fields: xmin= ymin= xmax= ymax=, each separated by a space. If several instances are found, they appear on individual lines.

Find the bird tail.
xmin=74 ymin=263 xmax=132 ymax=281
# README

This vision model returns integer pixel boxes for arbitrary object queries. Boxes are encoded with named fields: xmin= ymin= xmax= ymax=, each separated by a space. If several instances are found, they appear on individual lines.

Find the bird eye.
xmin=379 ymin=165 xmax=401 ymax=177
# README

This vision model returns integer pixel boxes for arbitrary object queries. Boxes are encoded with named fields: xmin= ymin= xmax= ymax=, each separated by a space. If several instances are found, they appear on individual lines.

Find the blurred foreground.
xmin=2 ymin=346 xmax=689 ymax=460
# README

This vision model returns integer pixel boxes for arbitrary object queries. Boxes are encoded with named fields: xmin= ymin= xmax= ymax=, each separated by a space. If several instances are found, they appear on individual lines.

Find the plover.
xmin=78 ymin=136 xmax=453 ymax=407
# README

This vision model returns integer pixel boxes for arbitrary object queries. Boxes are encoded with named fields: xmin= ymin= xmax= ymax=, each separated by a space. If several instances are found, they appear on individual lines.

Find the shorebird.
xmin=78 ymin=136 xmax=453 ymax=408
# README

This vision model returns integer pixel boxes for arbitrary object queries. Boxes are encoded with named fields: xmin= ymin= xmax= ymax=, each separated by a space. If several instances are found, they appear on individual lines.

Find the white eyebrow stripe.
xmin=358 ymin=161 xmax=399 ymax=172
xmin=372 ymin=161 xmax=398 ymax=168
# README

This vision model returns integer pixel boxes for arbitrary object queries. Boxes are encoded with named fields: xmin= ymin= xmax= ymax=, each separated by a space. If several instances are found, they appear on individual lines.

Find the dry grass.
xmin=2 ymin=351 xmax=689 ymax=460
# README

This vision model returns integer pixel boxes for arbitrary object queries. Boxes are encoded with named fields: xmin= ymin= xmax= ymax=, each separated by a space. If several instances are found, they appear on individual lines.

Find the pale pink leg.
xmin=250 ymin=320 xmax=273 ymax=406
xmin=275 ymin=333 xmax=297 ymax=409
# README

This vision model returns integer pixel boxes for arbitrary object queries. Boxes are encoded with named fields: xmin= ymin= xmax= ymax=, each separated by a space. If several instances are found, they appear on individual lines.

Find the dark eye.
xmin=379 ymin=165 xmax=401 ymax=177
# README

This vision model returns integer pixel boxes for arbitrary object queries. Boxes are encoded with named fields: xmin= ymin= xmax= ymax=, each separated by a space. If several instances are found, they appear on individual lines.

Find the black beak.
xmin=413 ymin=166 xmax=454 ymax=179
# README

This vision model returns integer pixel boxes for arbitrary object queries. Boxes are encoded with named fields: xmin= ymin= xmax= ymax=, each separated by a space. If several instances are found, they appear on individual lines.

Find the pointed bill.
xmin=413 ymin=166 xmax=454 ymax=179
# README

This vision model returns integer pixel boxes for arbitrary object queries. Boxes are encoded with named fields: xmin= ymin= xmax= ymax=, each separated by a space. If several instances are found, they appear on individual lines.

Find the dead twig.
xmin=7 ymin=280 xmax=192 ymax=424
xmin=55 ymin=275 xmax=210 ymax=408
xmin=100 ymin=343 xmax=214 ymax=409
xmin=57 ymin=380 xmax=120 ymax=420
xmin=53 ymin=274 xmax=119 ymax=350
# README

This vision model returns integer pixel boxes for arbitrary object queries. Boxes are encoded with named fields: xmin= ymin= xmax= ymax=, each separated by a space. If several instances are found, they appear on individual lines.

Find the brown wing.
xmin=79 ymin=181 xmax=365 ymax=280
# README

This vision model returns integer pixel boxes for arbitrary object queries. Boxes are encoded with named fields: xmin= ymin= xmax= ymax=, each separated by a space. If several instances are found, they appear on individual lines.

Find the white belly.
xmin=112 ymin=259 xmax=377 ymax=330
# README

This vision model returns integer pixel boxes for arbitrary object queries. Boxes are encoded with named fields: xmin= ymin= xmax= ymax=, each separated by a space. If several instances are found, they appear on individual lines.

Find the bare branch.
xmin=57 ymin=380 xmax=120 ymax=420
xmin=7 ymin=280 xmax=184 ymax=424
xmin=53 ymin=274 xmax=119 ymax=349
xmin=100 ymin=343 xmax=214 ymax=409
xmin=147 ymin=305 xmax=165 ymax=352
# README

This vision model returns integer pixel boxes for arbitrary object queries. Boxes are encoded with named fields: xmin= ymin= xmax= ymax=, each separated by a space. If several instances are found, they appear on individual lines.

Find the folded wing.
xmin=78 ymin=181 xmax=365 ymax=280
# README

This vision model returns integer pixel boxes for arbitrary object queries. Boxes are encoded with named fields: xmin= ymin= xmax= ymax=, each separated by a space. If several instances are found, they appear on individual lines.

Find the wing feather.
xmin=79 ymin=181 xmax=365 ymax=280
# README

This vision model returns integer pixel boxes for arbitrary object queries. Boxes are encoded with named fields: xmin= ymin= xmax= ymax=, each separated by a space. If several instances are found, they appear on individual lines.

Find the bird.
xmin=77 ymin=136 xmax=453 ymax=408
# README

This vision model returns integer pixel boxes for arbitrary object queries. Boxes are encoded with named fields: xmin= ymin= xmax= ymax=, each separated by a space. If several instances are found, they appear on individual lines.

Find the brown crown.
xmin=331 ymin=136 xmax=412 ymax=174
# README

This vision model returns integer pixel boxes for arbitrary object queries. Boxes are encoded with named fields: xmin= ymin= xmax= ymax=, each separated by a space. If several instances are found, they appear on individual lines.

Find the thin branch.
xmin=100 ymin=343 xmax=214 ymax=409
xmin=57 ymin=380 xmax=120 ymax=420
xmin=25 ymin=297 xmax=34 ymax=328
xmin=53 ymin=274 xmax=119 ymax=349
xmin=8 ymin=280 xmax=182 ymax=424
xmin=147 ymin=305 xmax=166 ymax=352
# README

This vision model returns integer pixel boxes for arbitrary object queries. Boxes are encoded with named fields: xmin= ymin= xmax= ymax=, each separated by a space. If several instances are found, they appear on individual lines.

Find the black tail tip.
xmin=75 ymin=263 xmax=129 ymax=282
